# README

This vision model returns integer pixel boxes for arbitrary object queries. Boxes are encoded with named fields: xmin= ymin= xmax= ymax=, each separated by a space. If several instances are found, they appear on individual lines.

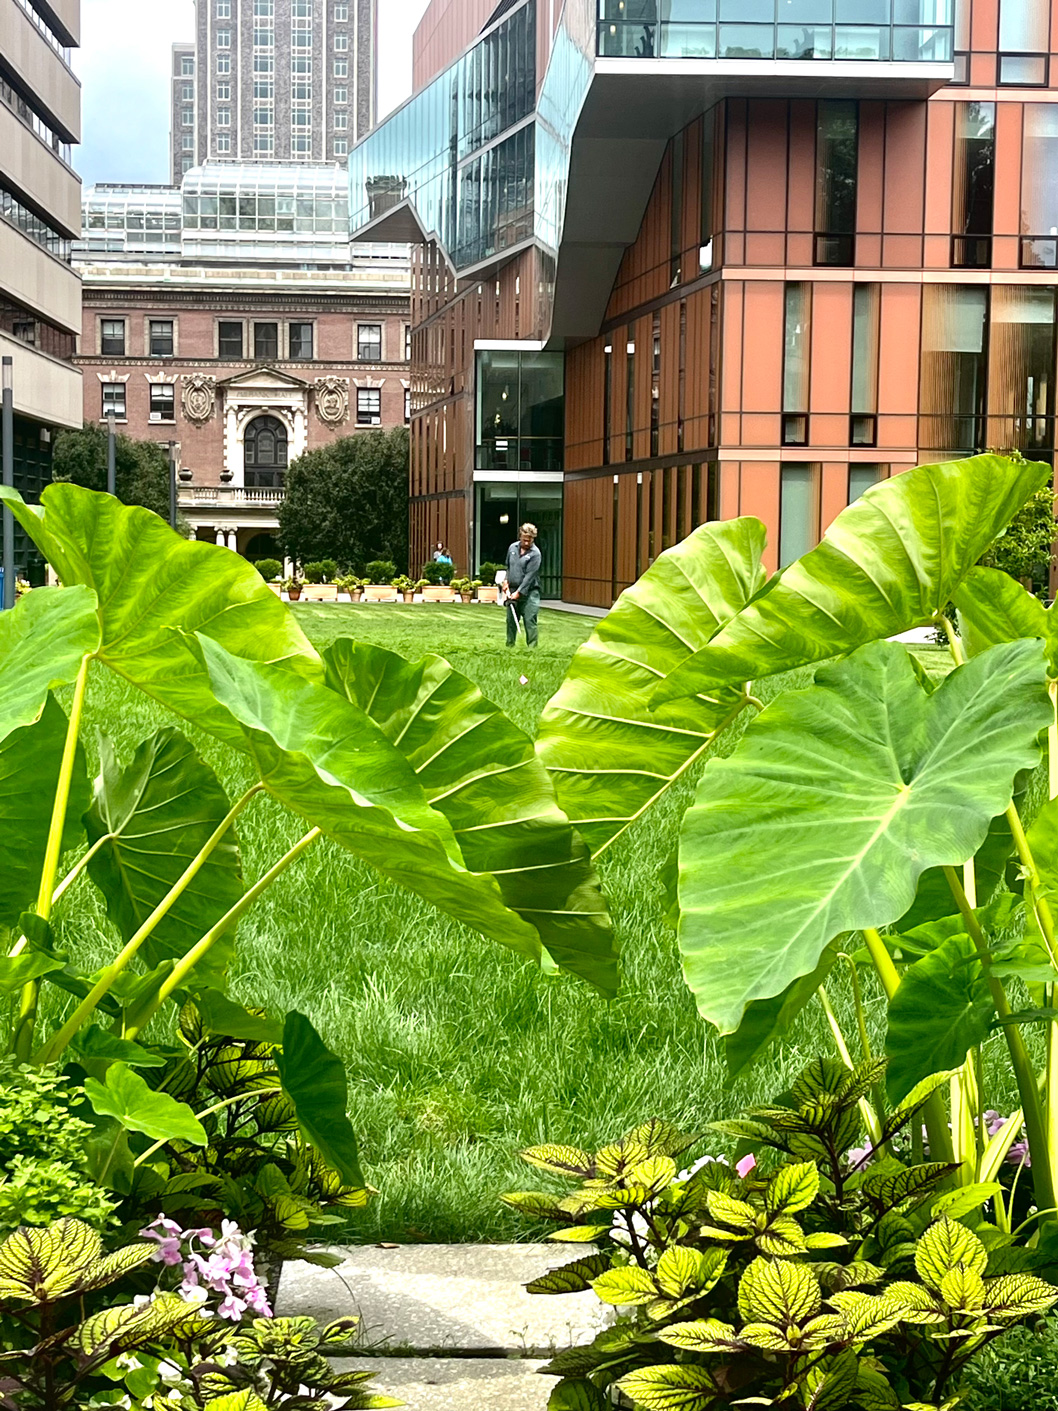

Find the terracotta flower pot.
xmin=364 ymin=585 xmax=398 ymax=602
xmin=422 ymin=586 xmax=454 ymax=602
xmin=476 ymin=586 xmax=499 ymax=603
xmin=460 ymin=592 xmax=473 ymax=603
xmin=402 ymin=591 xmax=415 ymax=603
xmin=350 ymin=589 xmax=363 ymax=602
xmin=287 ymin=586 xmax=302 ymax=601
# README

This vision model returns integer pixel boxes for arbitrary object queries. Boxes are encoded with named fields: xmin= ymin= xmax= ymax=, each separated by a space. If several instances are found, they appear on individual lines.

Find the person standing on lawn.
xmin=505 ymin=523 xmax=542 ymax=648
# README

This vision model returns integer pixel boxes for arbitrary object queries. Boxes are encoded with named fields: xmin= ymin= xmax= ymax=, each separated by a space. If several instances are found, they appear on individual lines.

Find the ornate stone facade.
xmin=181 ymin=373 xmax=217 ymax=424
xmin=314 ymin=376 xmax=350 ymax=426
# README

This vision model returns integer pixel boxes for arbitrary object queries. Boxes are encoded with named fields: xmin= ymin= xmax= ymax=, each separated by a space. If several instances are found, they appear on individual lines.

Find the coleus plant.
xmin=507 ymin=1059 xmax=1058 ymax=1411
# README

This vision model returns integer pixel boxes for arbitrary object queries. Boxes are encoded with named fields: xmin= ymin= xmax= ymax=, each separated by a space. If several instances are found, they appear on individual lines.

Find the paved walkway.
xmin=276 ymin=1243 xmax=610 ymax=1409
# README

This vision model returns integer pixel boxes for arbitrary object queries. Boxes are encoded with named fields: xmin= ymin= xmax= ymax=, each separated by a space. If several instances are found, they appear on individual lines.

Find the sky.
xmin=75 ymin=0 xmax=431 ymax=187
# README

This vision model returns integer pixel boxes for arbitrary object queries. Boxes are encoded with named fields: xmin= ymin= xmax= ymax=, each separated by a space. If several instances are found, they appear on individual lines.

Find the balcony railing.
xmin=178 ymin=485 xmax=286 ymax=508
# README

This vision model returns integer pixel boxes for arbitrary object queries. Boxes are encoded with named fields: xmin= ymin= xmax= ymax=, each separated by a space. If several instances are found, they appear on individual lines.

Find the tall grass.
xmin=40 ymin=607 xmax=1009 ymax=1242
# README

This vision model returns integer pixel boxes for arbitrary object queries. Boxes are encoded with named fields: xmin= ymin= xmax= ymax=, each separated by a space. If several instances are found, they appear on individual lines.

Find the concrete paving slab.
xmin=338 ymin=1358 xmax=552 ymax=1410
xmin=277 ymin=1244 xmax=611 ymax=1355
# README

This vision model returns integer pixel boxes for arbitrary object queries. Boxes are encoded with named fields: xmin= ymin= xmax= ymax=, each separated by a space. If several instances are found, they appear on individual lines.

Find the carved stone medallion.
xmin=181 ymin=374 xmax=217 ymax=424
xmin=314 ymin=376 xmax=350 ymax=425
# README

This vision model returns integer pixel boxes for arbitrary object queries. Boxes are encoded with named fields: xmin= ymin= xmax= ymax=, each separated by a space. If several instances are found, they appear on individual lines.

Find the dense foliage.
xmin=278 ymin=427 xmax=409 ymax=573
xmin=51 ymin=423 xmax=173 ymax=521
xmin=979 ymin=484 xmax=1057 ymax=590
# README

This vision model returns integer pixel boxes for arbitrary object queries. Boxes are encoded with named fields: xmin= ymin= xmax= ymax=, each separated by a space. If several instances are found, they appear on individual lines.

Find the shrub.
xmin=963 ymin=1319 xmax=1058 ymax=1411
xmin=253 ymin=557 xmax=283 ymax=582
xmin=420 ymin=560 xmax=454 ymax=585
xmin=479 ymin=560 xmax=505 ymax=581
xmin=365 ymin=559 xmax=397 ymax=584
xmin=319 ymin=558 xmax=338 ymax=583
xmin=303 ymin=561 xmax=326 ymax=584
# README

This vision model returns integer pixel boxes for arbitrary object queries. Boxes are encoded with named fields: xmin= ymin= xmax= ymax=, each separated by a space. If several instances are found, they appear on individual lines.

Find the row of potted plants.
xmin=255 ymin=558 xmax=506 ymax=604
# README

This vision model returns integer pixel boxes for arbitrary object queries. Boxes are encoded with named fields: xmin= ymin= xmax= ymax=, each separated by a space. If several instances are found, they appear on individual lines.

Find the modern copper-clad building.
xmin=351 ymin=0 xmax=1053 ymax=603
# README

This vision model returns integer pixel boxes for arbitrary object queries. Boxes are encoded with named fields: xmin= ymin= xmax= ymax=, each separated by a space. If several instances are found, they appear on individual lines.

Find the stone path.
xmin=276 ymin=1243 xmax=610 ymax=1409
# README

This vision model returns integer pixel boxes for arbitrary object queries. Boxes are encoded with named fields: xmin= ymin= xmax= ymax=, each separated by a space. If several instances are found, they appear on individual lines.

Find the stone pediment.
xmin=218 ymin=365 xmax=309 ymax=392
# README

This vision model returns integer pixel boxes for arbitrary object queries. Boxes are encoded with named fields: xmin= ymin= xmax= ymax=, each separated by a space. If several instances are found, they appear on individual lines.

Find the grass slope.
xmin=46 ymin=607 xmax=999 ymax=1243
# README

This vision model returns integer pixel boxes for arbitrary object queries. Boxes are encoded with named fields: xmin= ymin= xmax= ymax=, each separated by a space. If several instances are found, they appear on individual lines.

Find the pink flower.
xmin=141 ymin=1216 xmax=186 ymax=1267
xmin=736 ymin=1154 xmax=757 ymax=1179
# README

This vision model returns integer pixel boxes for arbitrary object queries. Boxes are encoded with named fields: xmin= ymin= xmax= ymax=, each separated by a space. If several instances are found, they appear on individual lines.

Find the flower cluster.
xmin=983 ymin=1110 xmax=1031 ymax=1167
xmin=610 ymin=1152 xmax=756 ymax=1255
xmin=141 ymin=1216 xmax=273 ymax=1322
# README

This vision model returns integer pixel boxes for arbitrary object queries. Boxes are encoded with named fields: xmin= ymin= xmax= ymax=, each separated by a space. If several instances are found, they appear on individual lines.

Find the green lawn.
xmin=51 ymin=610 xmax=987 ymax=1243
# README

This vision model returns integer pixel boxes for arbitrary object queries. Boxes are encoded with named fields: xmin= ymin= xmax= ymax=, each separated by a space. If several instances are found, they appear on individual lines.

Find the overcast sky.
xmin=75 ymin=0 xmax=431 ymax=187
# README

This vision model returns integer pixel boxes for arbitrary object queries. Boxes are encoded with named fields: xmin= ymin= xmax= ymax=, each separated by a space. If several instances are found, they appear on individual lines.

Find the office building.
xmin=351 ymin=0 xmax=1058 ymax=606
xmin=171 ymin=0 xmax=377 ymax=180
xmin=76 ymin=163 xmax=410 ymax=560
xmin=0 ymin=0 xmax=82 ymax=577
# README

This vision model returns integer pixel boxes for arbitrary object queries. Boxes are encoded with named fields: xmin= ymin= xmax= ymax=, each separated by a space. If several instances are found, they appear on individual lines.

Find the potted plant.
xmin=477 ymin=561 xmax=504 ymax=604
xmin=451 ymin=577 xmax=475 ymax=604
xmin=254 ymin=558 xmax=283 ymax=596
xmin=282 ymin=576 xmax=302 ymax=602
xmin=302 ymin=560 xmax=338 ymax=603
xmin=420 ymin=560 xmax=456 ymax=602
xmin=392 ymin=574 xmax=416 ymax=603
xmin=336 ymin=574 xmax=366 ymax=603
xmin=364 ymin=559 xmax=398 ymax=602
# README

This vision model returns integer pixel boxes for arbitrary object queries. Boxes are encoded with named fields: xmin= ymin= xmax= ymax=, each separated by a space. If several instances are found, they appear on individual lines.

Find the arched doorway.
xmin=244 ymin=415 xmax=288 ymax=488
xmin=244 ymin=532 xmax=281 ymax=562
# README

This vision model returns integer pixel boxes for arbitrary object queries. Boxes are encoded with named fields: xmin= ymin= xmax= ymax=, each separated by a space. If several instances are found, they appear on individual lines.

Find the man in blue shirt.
xmin=504 ymin=523 xmax=542 ymax=648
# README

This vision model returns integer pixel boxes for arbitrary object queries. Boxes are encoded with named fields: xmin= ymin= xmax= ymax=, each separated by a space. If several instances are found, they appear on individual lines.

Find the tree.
xmin=979 ymin=484 xmax=1057 ymax=590
xmin=51 ymin=424 xmax=172 ymax=522
xmin=278 ymin=428 xmax=409 ymax=573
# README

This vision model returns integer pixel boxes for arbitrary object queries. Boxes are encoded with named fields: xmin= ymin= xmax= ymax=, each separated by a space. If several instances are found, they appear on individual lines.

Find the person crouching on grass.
xmin=504 ymin=523 xmax=542 ymax=648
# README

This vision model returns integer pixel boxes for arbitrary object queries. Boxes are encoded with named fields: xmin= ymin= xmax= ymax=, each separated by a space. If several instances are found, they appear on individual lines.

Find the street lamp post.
xmin=2 ymin=356 xmax=14 ymax=611
xmin=106 ymin=408 xmax=116 ymax=497
xmin=168 ymin=440 xmax=177 ymax=531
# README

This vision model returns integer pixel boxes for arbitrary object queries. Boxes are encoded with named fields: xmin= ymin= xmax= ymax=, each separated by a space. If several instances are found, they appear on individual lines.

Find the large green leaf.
xmin=724 ymin=941 xmax=841 ymax=1075
xmin=886 ymin=932 xmax=995 ymax=1101
xmin=953 ymin=566 xmax=1058 ymax=675
xmin=0 ymin=484 xmax=320 ymax=748
xmin=84 ymin=1063 xmax=206 ymax=1144
xmin=677 ymin=639 xmax=1049 ymax=1033
xmin=0 ymin=696 xmax=90 ymax=926
xmin=0 ymin=583 xmax=100 ymax=744
xmin=537 ymin=519 xmax=768 ymax=855
xmin=323 ymin=640 xmax=617 ymax=994
xmin=275 ymin=1011 xmax=364 ymax=1189
xmin=84 ymin=729 xmax=244 ymax=987
xmin=198 ymin=637 xmax=555 ymax=972
xmin=655 ymin=456 xmax=1048 ymax=703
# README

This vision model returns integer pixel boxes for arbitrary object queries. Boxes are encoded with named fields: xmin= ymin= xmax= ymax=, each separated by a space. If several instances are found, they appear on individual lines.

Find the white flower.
xmin=115 ymin=1354 xmax=144 ymax=1373
xmin=157 ymin=1360 xmax=183 ymax=1384
xmin=677 ymin=1154 xmax=729 ymax=1182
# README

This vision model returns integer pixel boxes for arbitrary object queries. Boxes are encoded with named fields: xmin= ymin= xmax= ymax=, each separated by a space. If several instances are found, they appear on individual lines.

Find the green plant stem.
xmin=817 ymin=983 xmax=881 ymax=1143
xmin=125 ymin=826 xmax=323 ymax=1040
xmin=35 ymin=783 xmax=265 ymax=1064
xmin=863 ymin=926 xmax=954 ymax=1162
xmin=48 ymin=832 xmax=113 ymax=909
xmin=943 ymin=863 xmax=1058 ymax=1218
xmin=14 ymin=656 xmax=92 ymax=1060
xmin=133 ymin=1089 xmax=271 ymax=1167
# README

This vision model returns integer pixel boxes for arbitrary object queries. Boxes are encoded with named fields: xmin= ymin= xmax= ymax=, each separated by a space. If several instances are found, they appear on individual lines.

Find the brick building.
xmin=171 ymin=0 xmax=376 ymax=183
xmin=351 ymin=0 xmax=1058 ymax=605
xmin=76 ymin=164 xmax=409 ymax=561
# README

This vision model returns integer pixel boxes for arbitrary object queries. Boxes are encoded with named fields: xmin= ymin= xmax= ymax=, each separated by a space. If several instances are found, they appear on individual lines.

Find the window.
xmin=217 ymin=133 xmax=231 ymax=151
xmin=181 ymin=56 xmax=194 ymax=75
xmin=254 ymin=27 xmax=274 ymax=45
xmin=217 ymin=54 xmax=230 ymax=73
xmin=987 ymin=286 xmax=1057 ymax=451
xmin=335 ymin=33 xmax=348 ymax=50
xmin=253 ymin=133 xmax=274 ymax=153
xmin=181 ymin=82 xmax=194 ymax=100
xmin=850 ymin=284 xmax=880 ymax=446
xmin=218 ymin=321 xmax=244 ymax=358
xmin=782 ymin=283 xmax=810 ymax=445
xmin=289 ymin=322 xmax=314 ymax=359
xmin=292 ymin=109 xmax=312 ymax=127
xmin=254 ymin=322 xmax=279 ymax=360
xmin=182 ymin=157 xmax=193 ymax=174
xmin=357 ymin=388 xmax=382 ymax=425
xmin=920 ymin=285 xmax=987 ymax=450
xmin=334 ymin=138 xmax=348 ymax=156
xmin=149 ymin=320 xmax=174 ymax=357
xmin=952 ymin=102 xmax=994 ymax=268
xmin=1021 ymin=106 xmax=1058 ymax=268
xmin=254 ymin=0 xmax=274 ymax=13
xmin=217 ymin=82 xmax=231 ymax=99
xmin=1000 ymin=0 xmax=1048 ymax=52
xmin=217 ymin=0 xmax=230 ymax=14
xmin=150 ymin=384 xmax=175 ymax=421
xmin=182 ymin=109 xmax=194 ymax=125
xmin=244 ymin=414 xmax=287 ymax=488
xmin=255 ymin=80 xmax=275 ymax=98
xmin=357 ymin=323 xmax=382 ymax=360
xmin=779 ymin=466 xmax=817 ymax=567
xmin=218 ymin=108 xmax=231 ymax=126
xmin=848 ymin=465 xmax=883 ymax=503
xmin=100 ymin=319 xmax=125 ymax=356
xmin=405 ymin=387 xmax=411 ymax=423
xmin=335 ymin=2 xmax=349 ymax=17
xmin=292 ymin=55 xmax=311 ymax=73
xmin=292 ymin=133 xmax=311 ymax=152
xmin=815 ymin=100 xmax=857 ymax=266
xmin=334 ymin=87 xmax=347 ymax=102
xmin=404 ymin=324 xmax=411 ymax=360
xmin=334 ymin=59 xmax=348 ymax=76
xmin=182 ymin=134 xmax=194 ymax=150
xmin=254 ymin=108 xmax=273 ymax=126
xmin=216 ymin=28 xmax=231 ymax=46
xmin=254 ymin=54 xmax=275 ymax=72
xmin=102 ymin=383 xmax=126 ymax=419
xmin=335 ymin=113 xmax=347 ymax=130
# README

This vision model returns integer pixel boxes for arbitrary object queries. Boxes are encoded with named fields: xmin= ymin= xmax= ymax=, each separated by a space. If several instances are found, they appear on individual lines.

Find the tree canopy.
xmin=52 ymin=424 xmax=172 ymax=522
xmin=278 ymin=427 xmax=409 ymax=573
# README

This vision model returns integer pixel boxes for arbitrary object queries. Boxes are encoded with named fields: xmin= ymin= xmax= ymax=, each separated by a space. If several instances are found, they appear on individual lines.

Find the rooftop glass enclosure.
xmin=80 ymin=187 xmax=183 ymax=258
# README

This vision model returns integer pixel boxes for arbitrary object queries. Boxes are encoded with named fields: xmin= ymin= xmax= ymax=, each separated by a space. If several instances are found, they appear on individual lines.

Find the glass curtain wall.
xmin=783 ymin=283 xmax=811 ymax=444
xmin=851 ymin=283 xmax=880 ymax=445
xmin=1021 ymin=105 xmax=1058 ymax=269
xmin=476 ymin=350 xmax=565 ymax=471
xmin=986 ymin=286 xmax=1056 ymax=452
xmin=476 ymin=482 xmax=563 ymax=596
xmin=920 ymin=285 xmax=988 ymax=450
xmin=815 ymin=100 xmax=858 ymax=266
xmin=951 ymin=102 xmax=995 ymax=268
xmin=780 ymin=465 xmax=817 ymax=567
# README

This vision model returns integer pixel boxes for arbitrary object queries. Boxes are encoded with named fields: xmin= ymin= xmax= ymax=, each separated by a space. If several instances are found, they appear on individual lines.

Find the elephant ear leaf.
xmin=85 ymin=729 xmax=244 ymax=989
xmin=537 ymin=517 xmax=768 ymax=857
xmin=323 ymin=639 xmax=617 ymax=996
xmin=654 ymin=455 xmax=1049 ymax=704
xmin=678 ymin=639 xmax=1049 ymax=1034
xmin=953 ymin=566 xmax=1058 ymax=675
xmin=276 ymin=1011 xmax=364 ymax=1190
